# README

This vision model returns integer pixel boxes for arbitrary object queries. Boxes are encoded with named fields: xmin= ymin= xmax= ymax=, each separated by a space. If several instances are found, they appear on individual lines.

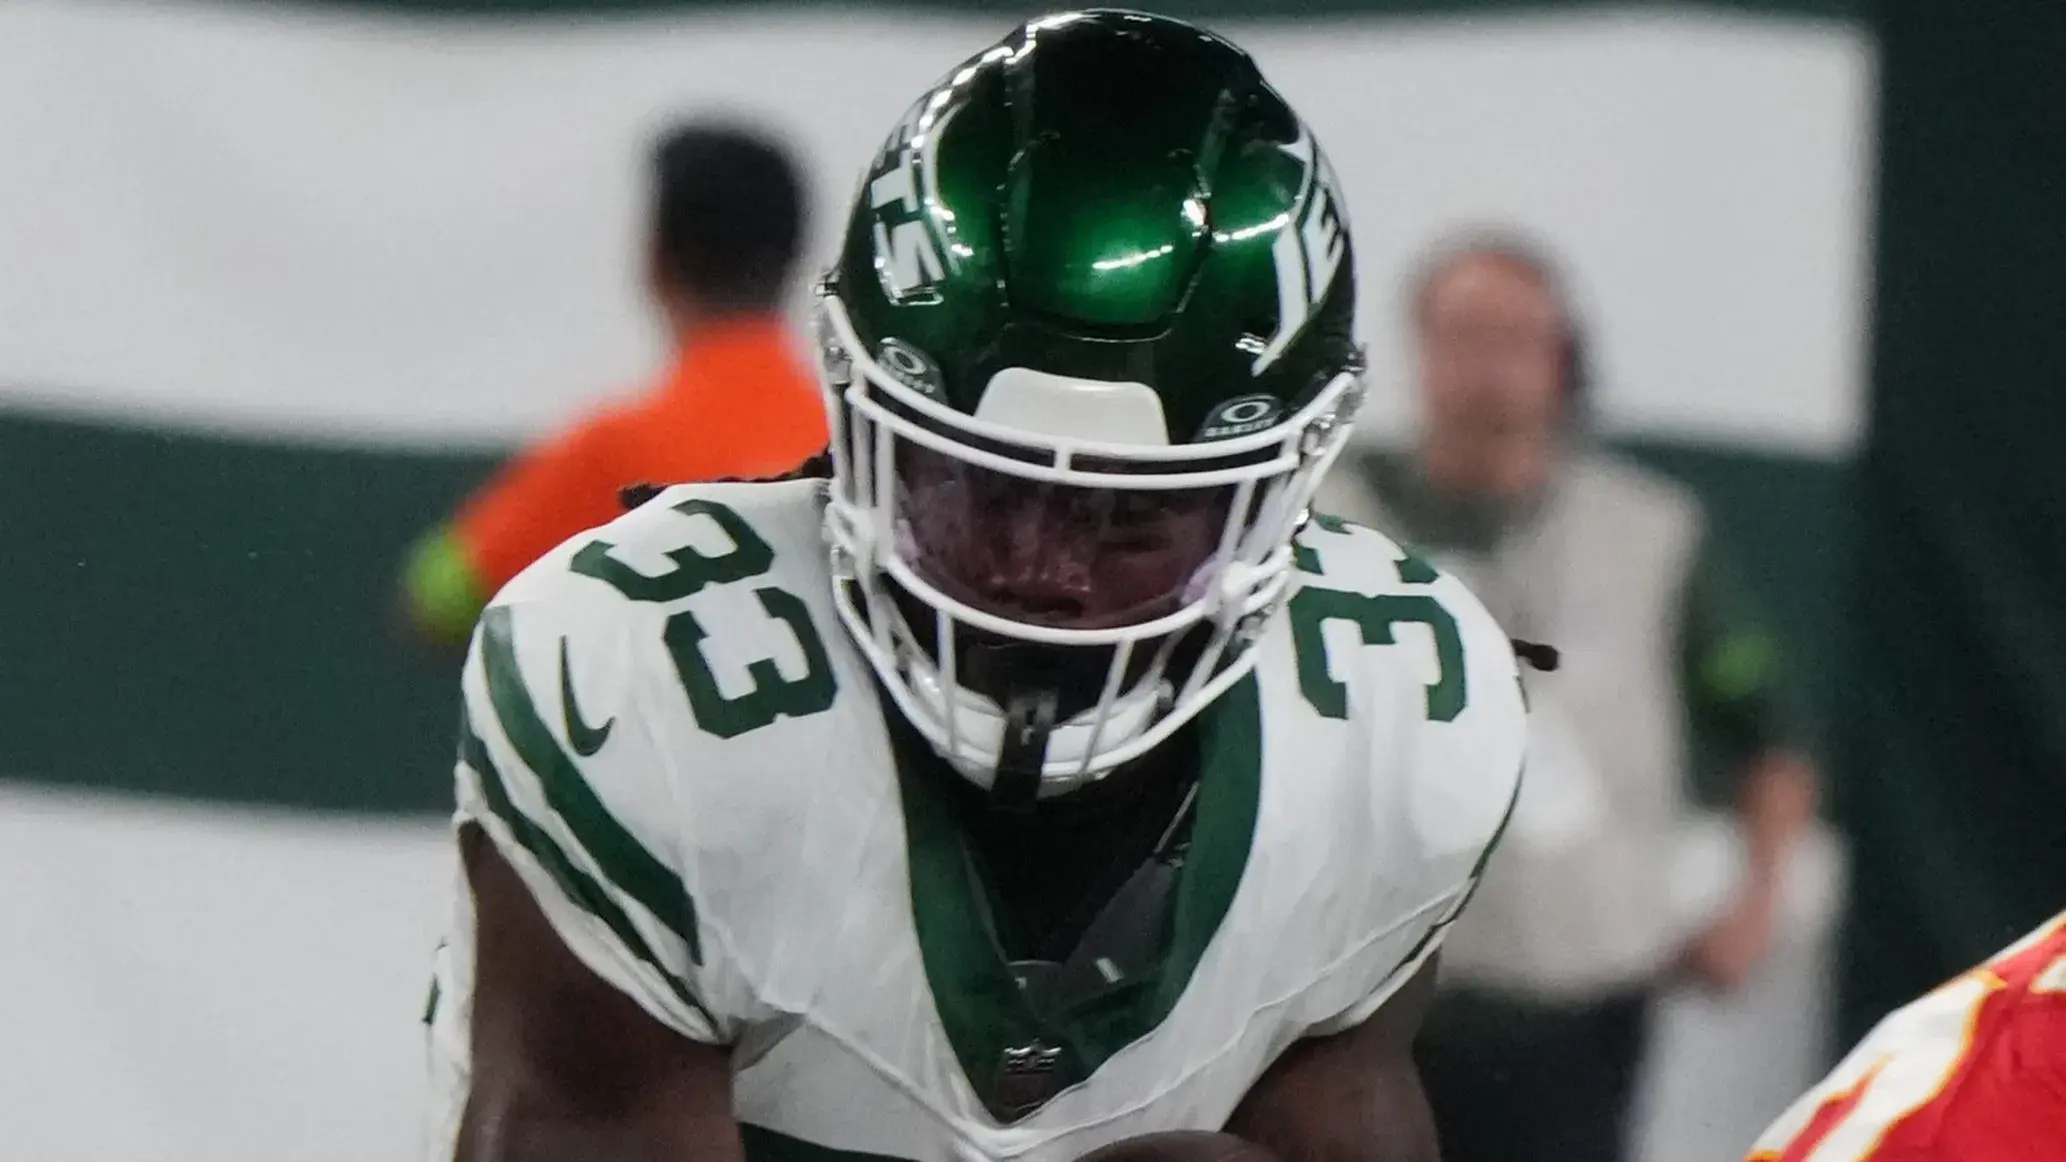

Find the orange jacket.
xmin=402 ymin=317 xmax=827 ymax=642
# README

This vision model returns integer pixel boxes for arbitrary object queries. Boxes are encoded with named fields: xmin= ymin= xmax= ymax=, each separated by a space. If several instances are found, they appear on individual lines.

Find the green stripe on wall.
xmin=0 ymin=408 xmax=486 ymax=815
xmin=1837 ymin=0 xmax=2066 ymax=1047
xmin=240 ymin=0 xmax=1864 ymax=21
xmin=0 ymin=406 xmax=1845 ymax=814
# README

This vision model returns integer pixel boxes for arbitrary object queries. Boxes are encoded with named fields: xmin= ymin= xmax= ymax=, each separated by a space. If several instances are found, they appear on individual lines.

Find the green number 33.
xmin=1289 ymin=527 xmax=1466 ymax=723
xmin=571 ymin=498 xmax=837 ymax=739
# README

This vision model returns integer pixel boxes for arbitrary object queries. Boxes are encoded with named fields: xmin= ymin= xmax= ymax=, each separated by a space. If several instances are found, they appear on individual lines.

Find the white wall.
xmin=0 ymin=1 xmax=1873 ymax=452
xmin=0 ymin=787 xmax=448 ymax=1162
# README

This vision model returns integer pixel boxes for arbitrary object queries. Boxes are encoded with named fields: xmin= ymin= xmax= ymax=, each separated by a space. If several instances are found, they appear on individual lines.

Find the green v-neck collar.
xmin=887 ymin=675 xmax=1263 ymax=1121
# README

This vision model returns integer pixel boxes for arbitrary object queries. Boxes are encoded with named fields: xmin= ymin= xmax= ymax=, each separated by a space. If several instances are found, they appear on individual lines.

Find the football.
xmin=1071 ymin=1131 xmax=1278 ymax=1162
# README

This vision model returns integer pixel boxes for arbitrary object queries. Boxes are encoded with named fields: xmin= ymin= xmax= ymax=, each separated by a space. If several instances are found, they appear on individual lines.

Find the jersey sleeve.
xmin=1678 ymin=528 xmax=1803 ymax=783
xmin=453 ymin=588 xmax=731 ymax=1045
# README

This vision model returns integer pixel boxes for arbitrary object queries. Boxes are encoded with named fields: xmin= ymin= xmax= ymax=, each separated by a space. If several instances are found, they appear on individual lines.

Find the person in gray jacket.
xmin=1316 ymin=232 xmax=1819 ymax=1162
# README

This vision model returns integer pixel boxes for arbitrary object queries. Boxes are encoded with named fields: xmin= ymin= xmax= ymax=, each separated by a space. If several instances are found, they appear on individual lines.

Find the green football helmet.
xmin=817 ymin=9 xmax=1365 ymax=800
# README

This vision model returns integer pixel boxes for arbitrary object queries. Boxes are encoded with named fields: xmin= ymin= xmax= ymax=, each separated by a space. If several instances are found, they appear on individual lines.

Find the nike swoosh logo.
xmin=559 ymin=636 xmax=615 ymax=757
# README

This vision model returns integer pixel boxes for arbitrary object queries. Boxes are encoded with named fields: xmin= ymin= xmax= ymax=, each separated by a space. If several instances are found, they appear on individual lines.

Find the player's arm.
xmin=1677 ymin=530 xmax=1819 ymax=991
xmin=447 ymin=594 xmax=743 ymax=1160
xmin=1222 ymin=953 xmax=1443 ymax=1162
xmin=456 ymin=825 xmax=743 ymax=1162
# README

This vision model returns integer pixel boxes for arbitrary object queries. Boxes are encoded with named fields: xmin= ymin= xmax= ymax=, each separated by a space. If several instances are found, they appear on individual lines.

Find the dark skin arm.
xmin=454 ymin=824 xmax=744 ymax=1162
xmin=1222 ymin=953 xmax=1444 ymax=1162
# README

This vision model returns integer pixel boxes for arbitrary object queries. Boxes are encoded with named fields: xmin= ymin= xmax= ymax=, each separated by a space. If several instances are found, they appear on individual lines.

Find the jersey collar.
xmin=887 ymin=673 xmax=1263 ymax=1123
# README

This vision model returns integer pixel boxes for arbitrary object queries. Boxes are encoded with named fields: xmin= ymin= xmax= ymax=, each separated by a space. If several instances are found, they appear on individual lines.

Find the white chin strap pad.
xmin=905 ymin=657 xmax=1164 ymax=794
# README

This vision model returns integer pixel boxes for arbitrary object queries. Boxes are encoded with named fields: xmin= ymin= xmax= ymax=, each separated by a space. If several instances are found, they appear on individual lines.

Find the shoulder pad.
xmin=453 ymin=477 xmax=839 ymax=1045
xmin=1286 ymin=509 xmax=1527 ymax=886
xmin=1291 ymin=512 xmax=1445 ymax=594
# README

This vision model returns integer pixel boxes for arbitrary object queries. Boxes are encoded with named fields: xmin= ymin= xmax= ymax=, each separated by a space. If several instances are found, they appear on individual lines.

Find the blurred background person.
xmin=397 ymin=120 xmax=827 ymax=648
xmin=1316 ymin=232 xmax=1822 ymax=1162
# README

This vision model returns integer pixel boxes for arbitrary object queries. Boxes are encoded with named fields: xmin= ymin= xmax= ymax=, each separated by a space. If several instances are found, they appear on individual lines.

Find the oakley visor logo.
xmin=1197 ymin=393 xmax=1285 ymax=441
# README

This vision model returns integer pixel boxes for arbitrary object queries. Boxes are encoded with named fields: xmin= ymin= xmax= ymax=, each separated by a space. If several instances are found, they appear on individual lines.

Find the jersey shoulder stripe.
xmin=454 ymin=568 xmax=734 ymax=1043
xmin=476 ymin=604 xmax=700 ymax=963
xmin=456 ymin=704 xmax=715 ymax=1028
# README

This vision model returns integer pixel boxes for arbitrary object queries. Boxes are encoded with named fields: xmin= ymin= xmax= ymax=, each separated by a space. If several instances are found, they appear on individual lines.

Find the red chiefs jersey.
xmin=1747 ymin=909 xmax=2066 ymax=1162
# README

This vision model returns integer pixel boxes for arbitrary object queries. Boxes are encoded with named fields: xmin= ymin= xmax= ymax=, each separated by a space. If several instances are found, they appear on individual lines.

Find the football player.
xmin=424 ymin=10 xmax=1528 ymax=1161
xmin=1744 ymin=909 xmax=2066 ymax=1162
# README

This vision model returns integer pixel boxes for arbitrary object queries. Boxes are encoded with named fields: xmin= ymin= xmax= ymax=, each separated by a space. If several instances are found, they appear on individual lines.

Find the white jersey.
xmin=424 ymin=479 xmax=1526 ymax=1162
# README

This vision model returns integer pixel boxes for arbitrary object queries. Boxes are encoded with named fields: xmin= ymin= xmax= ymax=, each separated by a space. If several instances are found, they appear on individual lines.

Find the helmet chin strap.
xmin=960 ymin=636 xmax=1068 ymax=812
xmin=991 ymin=687 xmax=1060 ymax=813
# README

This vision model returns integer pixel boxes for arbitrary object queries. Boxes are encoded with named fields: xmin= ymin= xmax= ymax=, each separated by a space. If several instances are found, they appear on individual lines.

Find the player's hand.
xmin=1678 ymin=881 xmax=1778 ymax=994
xmin=1743 ymin=754 xmax=1819 ymax=849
